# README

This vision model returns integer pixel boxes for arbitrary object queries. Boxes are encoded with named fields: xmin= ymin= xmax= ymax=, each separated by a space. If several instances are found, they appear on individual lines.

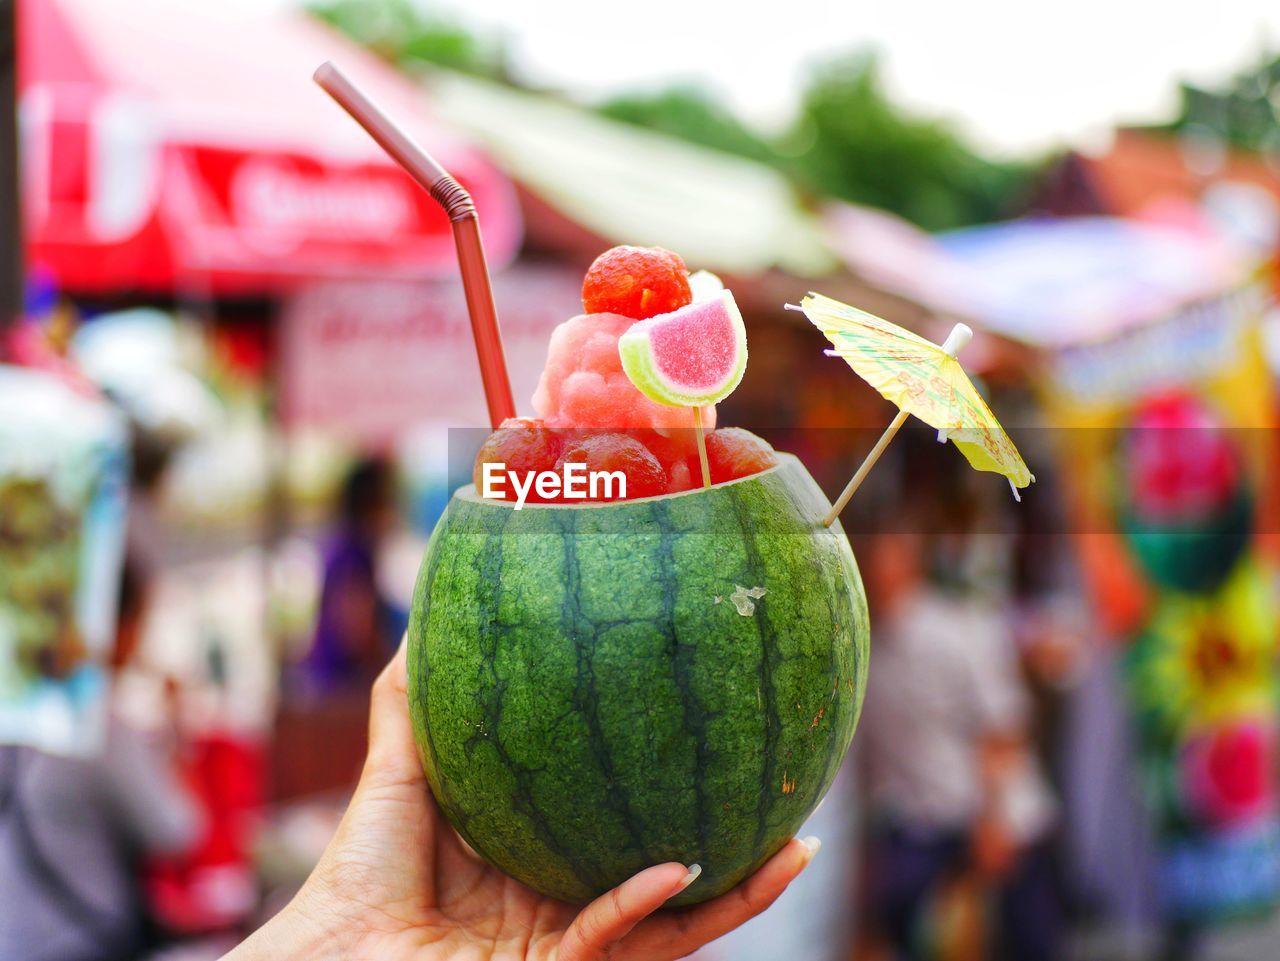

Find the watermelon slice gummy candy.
xmin=618 ymin=290 xmax=747 ymax=408
xmin=582 ymin=245 xmax=692 ymax=320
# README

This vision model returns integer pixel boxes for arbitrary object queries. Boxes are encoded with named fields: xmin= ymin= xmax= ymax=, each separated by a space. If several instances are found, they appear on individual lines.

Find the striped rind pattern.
xmin=408 ymin=457 xmax=869 ymax=905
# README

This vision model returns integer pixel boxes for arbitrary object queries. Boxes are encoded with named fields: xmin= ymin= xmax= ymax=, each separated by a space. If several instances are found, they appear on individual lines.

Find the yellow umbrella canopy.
xmin=797 ymin=293 xmax=1034 ymax=517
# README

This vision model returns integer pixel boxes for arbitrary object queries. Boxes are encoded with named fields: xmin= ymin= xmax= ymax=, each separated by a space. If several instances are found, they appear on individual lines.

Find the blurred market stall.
xmin=19 ymin=0 xmax=519 ymax=293
xmin=420 ymin=71 xmax=1015 ymax=462
xmin=941 ymin=213 xmax=1280 ymax=945
xmin=10 ymin=1 xmax=534 ymax=937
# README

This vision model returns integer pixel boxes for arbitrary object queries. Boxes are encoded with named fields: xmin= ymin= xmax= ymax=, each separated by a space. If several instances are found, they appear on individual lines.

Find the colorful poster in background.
xmin=0 ymin=366 xmax=128 ymax=755
xmin=1044 ymin=280 xmax=1280 ymax=922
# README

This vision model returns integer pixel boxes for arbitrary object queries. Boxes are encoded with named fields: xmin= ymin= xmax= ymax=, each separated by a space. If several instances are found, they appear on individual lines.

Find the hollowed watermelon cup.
xmin=407 ymin=453 xmax=869 ymax=906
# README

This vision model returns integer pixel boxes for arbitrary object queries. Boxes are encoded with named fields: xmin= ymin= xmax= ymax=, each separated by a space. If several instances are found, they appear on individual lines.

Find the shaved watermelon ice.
xmin=475 ymin=247 xmax=777 ymax=503
xmin=531 ymin=311 xmax=713 ymax=434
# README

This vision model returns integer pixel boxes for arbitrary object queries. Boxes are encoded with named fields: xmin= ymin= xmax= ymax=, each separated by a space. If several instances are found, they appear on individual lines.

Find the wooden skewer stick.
xmin=822 ymin=409 xmax=909 ymax=528
xmin=693 ymin=406 xmax=712 ymax=489
xmin=822 ymin=322 xmax=972 ymax=528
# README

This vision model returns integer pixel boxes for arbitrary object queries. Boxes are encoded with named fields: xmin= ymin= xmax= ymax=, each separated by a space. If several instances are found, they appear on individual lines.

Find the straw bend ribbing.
xmin=429 ymin=176 xmax=476 ymax=223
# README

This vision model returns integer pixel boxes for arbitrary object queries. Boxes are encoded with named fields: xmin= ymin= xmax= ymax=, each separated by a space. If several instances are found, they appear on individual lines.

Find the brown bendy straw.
xmin=314 ymin=61 xmax=516 ymax=429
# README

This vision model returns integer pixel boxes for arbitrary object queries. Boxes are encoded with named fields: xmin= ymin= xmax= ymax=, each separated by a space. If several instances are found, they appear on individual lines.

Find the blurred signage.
xmin=230 ymin=158 xmax=415 ymax=242
xmin=21 ymin=89 xmax=521 ymax=296
xmin=174 ymin=145 xmax=461 ymax=274
xmin=280 ymin=266 xmax=583 ymax=444
xmin=18 ymin=0 xmax=524 ymax=296
xmin=1050 ymin=283 xmax=1268 ymax=409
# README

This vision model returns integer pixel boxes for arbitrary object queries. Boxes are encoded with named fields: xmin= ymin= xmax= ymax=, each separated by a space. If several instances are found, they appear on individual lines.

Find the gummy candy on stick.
xmin=619 ymin=289 xmax=748 ymax=489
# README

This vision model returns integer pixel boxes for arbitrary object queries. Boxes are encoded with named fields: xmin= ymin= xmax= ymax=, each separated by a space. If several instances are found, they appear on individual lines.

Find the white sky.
xmin=242 ymin=0 xmax=1280 ymax=155
xmin=420 ymin=0 xmax=1280 ymax=156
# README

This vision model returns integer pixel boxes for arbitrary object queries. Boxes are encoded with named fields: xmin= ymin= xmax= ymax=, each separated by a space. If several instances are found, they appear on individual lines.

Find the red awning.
xmin=18 ymin=0 xmax=522 ymax=296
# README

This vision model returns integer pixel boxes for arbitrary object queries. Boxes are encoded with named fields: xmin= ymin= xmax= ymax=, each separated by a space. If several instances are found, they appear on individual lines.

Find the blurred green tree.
xmin=309 ymin=0 xmax=507 ymax=80
xmin=598 ymin=55 xmax=1033 ymax=231
xmin=312 ymin=2 xmax=1033 ymax=230
xmin=1164 ymin=50 xmax=1280 ymax=154
xmin=597 ymin=87 xmax=778 ymax=167
xmin=783 ymin=53 xmax=1032 ymax=231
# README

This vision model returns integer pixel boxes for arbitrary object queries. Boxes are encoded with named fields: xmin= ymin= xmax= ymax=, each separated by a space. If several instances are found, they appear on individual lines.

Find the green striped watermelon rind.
xmin=408 ymin=454 xmax=869 ymax=906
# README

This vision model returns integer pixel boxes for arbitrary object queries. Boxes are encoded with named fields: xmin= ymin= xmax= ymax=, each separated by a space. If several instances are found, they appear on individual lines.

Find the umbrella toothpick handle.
xmin=823 ymin=409 xmax=911 ymax=528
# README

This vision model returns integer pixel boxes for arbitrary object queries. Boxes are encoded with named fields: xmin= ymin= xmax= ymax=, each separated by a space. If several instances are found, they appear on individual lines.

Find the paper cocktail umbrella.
xmin=792 ymin=293 xmax=1033 ymax=527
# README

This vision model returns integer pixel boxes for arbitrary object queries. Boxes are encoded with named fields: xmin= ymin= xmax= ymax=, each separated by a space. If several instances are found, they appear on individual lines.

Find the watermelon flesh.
xmin=492 ymin=288 xmax=763 ymax=502
xmin=474 ymin=422 xmax=777 ymax=503
xmin=533 ymin=312 xmax=715 ymax=433
xmin=482 ymin=297 xmax=770 ymax=502
xmin=553 ymin=433 xmax=668 ymax=500
xmin=410 ymin=454 xmax=869 ymax=906
xmin=618 ymin=290 xmax=747 ymax=408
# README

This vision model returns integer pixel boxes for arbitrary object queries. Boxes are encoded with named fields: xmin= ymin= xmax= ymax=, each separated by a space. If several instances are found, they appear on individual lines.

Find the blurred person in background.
xmin=300 ymin=456 xmax=401 ymax=694
xmin=855 ymin=523 xmax=1062 ymax=961
xmin=0 ymin=556 xmax=202 ymax=961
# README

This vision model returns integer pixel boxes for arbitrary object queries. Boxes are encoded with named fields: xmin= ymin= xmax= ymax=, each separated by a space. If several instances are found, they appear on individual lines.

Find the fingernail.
xmin=679 ymin=863 xmax=703 ymax=890
xmin=800 ymin=836 xmax=822 ymax=860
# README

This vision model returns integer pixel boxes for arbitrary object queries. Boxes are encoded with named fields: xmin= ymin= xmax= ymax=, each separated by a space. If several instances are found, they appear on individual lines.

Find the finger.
xmin=557 ymin=862 xmax=697 ymax=961
xmin=620 ymin=837 xmax=819 ymax=960
xmin=360 ymin=635 xmax=424 ymax=791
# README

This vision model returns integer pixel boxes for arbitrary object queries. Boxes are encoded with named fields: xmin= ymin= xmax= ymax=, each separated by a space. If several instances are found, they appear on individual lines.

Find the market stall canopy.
xmin=817 ymin=202 xmax=1033 ymax=377
xmin=1040 ymin=130 xmax=1280 ymax=219
xmin=937 ymin=217 xmax=1256 ymax=348
xmin=821 ymin=202 xmax=986 ymax=321
xmin=18 ymin=0 xmax=521 ymax=296
xmin=426 ymin=72 xmax=837 ymax=279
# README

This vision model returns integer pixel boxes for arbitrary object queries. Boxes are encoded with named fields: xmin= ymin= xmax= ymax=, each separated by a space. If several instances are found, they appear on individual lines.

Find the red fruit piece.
xmin=555 ymin=432 xmax=667 ymax=501
xmin=666 ymin=460 xmax=695 ymax=494
xmin=628 ymin=428 xmax=699 ymax=492
xmin=473 ymin=417 xmax=563 ymax=502
xmin=631 ymin=428 xmax=697 ymax=470
xmin=706 ymin=428 xmax=778 ymax=485
xmin=582 ymin=246 xmax=692 ymax=320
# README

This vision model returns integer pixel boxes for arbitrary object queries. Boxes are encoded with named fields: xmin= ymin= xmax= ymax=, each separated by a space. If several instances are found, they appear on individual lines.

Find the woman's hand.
xmin=227 ymin=641 xmax=819 ymax=961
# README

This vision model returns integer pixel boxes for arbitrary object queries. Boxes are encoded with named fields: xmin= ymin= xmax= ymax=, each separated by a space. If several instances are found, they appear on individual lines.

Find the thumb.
xmin=361 ymin=634 xmax=424 ymax=791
